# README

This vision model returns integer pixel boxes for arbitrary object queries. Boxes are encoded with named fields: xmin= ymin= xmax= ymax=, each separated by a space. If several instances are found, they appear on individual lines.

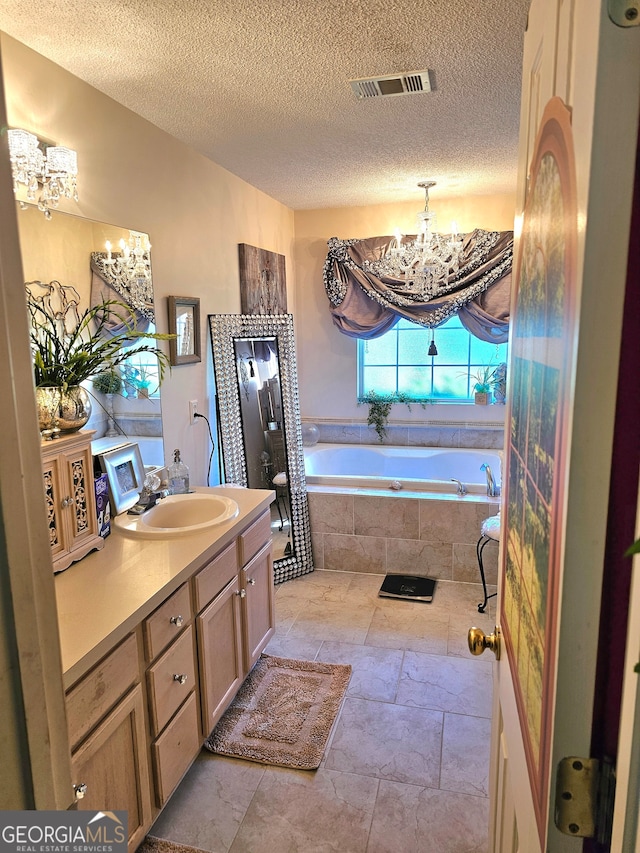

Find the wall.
xmin=1 ymin=33 xmax=295 ymax=486
xmin=293 ymin=195 xmax=516 ymax=433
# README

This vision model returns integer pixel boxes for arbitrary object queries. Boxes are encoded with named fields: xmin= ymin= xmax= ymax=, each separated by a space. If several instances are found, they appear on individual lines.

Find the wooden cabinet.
xmin=196 ymin=575 xmax=244 ymax=733
xmin=195 ymin=511 xmax=275 ymax=737
xmin=144 ymin=585 xmax=200 ymax=808
xmin=41 ymin=431 xmax=103 ymax=573
xmin=64 ymin=504 xmax=275 ymax=849
xmin=241 ymin=542 xmax=275 ymax=672
xmin=67 ymin=634 xmax=152 ymax=851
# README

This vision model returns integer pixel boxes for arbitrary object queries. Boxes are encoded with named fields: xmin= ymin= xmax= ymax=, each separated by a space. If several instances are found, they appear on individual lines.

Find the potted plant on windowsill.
xmin=27 ymin=285 xmax=173 ymax=438
xmin=469 ymin=365 xmax=498 ymax=405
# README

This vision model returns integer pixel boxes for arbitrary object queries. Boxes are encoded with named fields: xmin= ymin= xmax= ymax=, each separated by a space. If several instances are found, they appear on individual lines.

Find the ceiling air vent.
xmin=349 ymin=70 xmax=432 ymax=100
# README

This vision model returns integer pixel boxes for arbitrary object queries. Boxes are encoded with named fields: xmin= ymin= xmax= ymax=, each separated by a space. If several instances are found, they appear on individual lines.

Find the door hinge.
xmin=608 ymin=0 xmax=640 ymax=26
xmin=554 ymin=756 xmax=616 ymax=844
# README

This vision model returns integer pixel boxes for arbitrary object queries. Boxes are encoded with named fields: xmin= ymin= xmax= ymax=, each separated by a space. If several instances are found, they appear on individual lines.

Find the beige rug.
xmin=203 ymin=654 xmax=352 ymax=770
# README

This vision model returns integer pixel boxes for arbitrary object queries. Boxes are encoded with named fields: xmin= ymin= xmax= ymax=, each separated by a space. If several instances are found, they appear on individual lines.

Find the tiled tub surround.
xmin=308 ymin=487 xmax=500 ymax=585
xmin=302 ymin=418 xmax=505 ymax=450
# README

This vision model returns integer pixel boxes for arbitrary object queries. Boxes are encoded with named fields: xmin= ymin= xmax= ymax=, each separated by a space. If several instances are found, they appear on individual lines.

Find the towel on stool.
xmin=481 ymin=513 xmax=501 ymax=541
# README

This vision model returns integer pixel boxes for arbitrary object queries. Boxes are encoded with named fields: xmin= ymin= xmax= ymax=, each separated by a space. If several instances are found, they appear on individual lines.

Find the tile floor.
xmin=150 ymin=569 xmax=497 ymax=853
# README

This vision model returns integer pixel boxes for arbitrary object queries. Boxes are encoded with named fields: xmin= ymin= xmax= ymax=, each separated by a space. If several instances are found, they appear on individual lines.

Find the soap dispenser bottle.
xmin=167 ymin=449 xmax=190 ymax=494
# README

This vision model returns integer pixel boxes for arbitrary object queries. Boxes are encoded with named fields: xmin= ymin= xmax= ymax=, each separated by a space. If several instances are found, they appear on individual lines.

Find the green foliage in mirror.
xmin=26 ymin=283 xmax=174 ymax=391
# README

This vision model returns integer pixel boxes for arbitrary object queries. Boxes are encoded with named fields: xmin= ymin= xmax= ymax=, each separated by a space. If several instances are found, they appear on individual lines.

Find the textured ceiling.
xmin=0 ymin=0 xmax=530 ymax=209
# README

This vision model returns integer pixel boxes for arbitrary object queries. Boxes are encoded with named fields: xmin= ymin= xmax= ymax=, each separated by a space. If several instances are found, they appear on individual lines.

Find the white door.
xmin=477 ymin=2 xmax=640 ymax=851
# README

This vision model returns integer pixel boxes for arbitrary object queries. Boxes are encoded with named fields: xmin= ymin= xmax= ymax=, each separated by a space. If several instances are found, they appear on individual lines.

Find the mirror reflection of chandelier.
xmin=366 ymin=181 xmax=464 ymax=299
xmin=103 ymin=231 xmax=152 ymax=292
xmin=8 ymin=128 xmax=78 ymax=219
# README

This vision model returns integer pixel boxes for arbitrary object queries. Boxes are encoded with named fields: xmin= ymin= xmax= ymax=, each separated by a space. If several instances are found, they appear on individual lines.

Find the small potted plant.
xmin=91 ymin=370 xmax=123 ymax=396
xmin=358 ymin=390 xmax=427 ymax=442
xmin=91 ymin=370 xmax=123 ymax=437
xmin=469 ymin=365 xmax=497 ymax=405
xmin=132 ymin=365 xmax=154 ymax=398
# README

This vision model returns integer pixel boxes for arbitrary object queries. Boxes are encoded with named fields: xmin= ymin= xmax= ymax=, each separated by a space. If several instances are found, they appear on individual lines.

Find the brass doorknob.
xmin=468 ymin=626 xmax=501 ymax=659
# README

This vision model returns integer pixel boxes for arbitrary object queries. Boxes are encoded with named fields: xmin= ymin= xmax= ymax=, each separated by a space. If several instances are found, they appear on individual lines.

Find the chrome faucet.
xmin=450 ymin=478 xmax=467 ymax=496
xmin=480 ymin=464 xmax=500 ymax=497
xmin=128 ymin=474 xmax=169 ymax=515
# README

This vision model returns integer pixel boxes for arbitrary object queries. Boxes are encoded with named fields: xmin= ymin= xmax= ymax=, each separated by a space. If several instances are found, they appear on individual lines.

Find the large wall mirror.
xmin=209 ymin=313 xmax=313 ymax=583
xmin=15 ymin=203 xmax=164 ymax=469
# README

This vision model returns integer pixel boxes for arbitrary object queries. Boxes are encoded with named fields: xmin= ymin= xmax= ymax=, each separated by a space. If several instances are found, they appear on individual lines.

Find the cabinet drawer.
xmin=66 ymin=633 xmax=139 ymax=751
xmin=193 ymin=539 xmax=238 ymax=612
xmin=152 ymin=690 xmax=200 ymax=807
xmin=147 ymin=625 xmax=196 ymax=735
xmin=238 ymin=510 xmax=271 ymax=566
xmin=144 ymin=583 xmax=192 ymax=661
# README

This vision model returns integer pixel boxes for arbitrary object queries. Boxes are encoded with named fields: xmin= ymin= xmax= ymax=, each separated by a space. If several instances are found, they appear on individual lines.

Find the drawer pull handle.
xmin=173 ymin=673 xmax=188 ymax=685
xmin=236 ymin=589 xmax=246 ymax=598
xmin=169 ymin=615 xmax=184 ymax=627
xmin=247 ymin=578 xmax=256 ymax=586
xmin=61 ymin=496 xmax=74 ymax=508
xmin=73 ymin=782 xmax=88 ymax=800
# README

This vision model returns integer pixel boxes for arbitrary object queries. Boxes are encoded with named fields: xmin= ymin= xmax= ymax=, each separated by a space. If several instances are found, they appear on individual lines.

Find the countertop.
xmin=54 ymin=486 xmax=274 ymax=689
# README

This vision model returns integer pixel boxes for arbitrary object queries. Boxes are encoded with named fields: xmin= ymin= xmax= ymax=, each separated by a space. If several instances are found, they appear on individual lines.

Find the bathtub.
xmin=91 ymin=435 xmax=165 ymax=470
xmin=303 ymin=443 xmax=501 ymax=495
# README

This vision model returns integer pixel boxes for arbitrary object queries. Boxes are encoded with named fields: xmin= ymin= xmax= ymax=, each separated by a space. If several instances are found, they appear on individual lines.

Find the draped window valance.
xmin=323 ymin=228 xmax=513 ymax=343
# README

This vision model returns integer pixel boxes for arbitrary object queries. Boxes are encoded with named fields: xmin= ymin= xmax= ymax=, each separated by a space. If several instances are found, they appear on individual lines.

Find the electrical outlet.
xmin=189 ymin=400 xmax=198 ymax=425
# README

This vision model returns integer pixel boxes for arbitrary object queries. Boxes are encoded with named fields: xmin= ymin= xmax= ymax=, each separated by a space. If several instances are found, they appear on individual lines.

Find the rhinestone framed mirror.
xmin=209 ymin=313 xmax=313 ymax=584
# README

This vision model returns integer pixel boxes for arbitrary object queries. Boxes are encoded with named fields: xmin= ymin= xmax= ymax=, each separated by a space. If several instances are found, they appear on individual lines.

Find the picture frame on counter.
xmin=97 ymin=442 xmax=146 ymax=515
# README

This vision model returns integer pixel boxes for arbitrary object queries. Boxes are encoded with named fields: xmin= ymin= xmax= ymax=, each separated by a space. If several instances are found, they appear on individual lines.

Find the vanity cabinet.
xmin=66 ymin=633 xmax=152 ymax=851
xmin=41 ymin=431 xmax=104 ymax=573
xmin=195 ymin=510 xmax=275 ymax=735
xmin=143 ymin=584 xmax=200 ymax=807
xmin=60 ymin=495 xmax=275 ymax=852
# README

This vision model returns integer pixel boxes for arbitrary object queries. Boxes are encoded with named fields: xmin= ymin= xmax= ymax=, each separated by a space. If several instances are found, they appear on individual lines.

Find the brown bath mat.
xmin=204 ymin=654 xmax=351 ymax=769
xmin=137 ymin=839 xmax=206 ymax=853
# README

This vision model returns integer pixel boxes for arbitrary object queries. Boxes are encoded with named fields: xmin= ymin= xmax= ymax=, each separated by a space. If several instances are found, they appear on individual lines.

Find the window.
xmin=358 ymin=314 xmax=508 ymax=402
xmin=120 ymin=333 xmax=161 ymax=399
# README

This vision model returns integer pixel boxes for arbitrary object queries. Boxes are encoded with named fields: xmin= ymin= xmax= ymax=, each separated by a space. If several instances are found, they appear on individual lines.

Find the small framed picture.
xmin=97 ymin=442 xmax=146 ymax=515
xmin=168 ymin=296 xmax=201 ymax=365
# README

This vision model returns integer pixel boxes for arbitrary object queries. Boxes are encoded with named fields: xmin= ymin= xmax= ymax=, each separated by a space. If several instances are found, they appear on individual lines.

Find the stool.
xmin=476 ymin=513 xmax=500 ymax=613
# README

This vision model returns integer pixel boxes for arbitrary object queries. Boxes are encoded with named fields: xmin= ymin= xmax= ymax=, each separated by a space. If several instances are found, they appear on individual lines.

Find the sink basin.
xmin=114 ymin=493 xmax=239 ymax=538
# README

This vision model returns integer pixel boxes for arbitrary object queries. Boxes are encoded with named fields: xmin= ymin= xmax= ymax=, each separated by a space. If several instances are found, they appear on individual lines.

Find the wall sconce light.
xmin=7 ymin=128 xmax=78 ymax=218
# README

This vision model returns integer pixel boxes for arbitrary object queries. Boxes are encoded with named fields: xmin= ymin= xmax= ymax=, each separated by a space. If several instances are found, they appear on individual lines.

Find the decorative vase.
xmin=301 ymin=423 xmax=320 ymax=446
xmin=36 ymin=385 xmax=92 ymax=437
xmin=474 ymin=391 xmax=492 ymax=405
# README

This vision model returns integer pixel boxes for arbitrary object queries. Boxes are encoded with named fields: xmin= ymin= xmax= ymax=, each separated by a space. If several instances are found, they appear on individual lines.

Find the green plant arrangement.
xmin=130 ymin=364 xmax=154 ymax=396
xmin=91 ymin=370 xmax=123 ymax=395
xmin=27 ymin=292 xmax=173 ymax=391
xmin=358 ymin=390 xmax=427 ymax=442
xmin=469 ymin=363 xmax=498 ymax=395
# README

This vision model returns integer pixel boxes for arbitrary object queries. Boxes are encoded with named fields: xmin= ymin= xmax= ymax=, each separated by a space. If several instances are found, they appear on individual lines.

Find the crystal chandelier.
xmin=7 ymin=128 xmax=78 ymax=218
xmin=366 ymin=181 xmax=463 ymax=299
xmin=104 ymin=231 xmax=152 ymax=283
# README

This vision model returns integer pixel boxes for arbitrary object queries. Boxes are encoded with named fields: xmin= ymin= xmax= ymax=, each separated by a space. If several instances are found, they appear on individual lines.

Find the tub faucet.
xmin=481 ymin=464 xmax=500 ymax=497
xmin=450 ymin=478 xmax=467 ymax=496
